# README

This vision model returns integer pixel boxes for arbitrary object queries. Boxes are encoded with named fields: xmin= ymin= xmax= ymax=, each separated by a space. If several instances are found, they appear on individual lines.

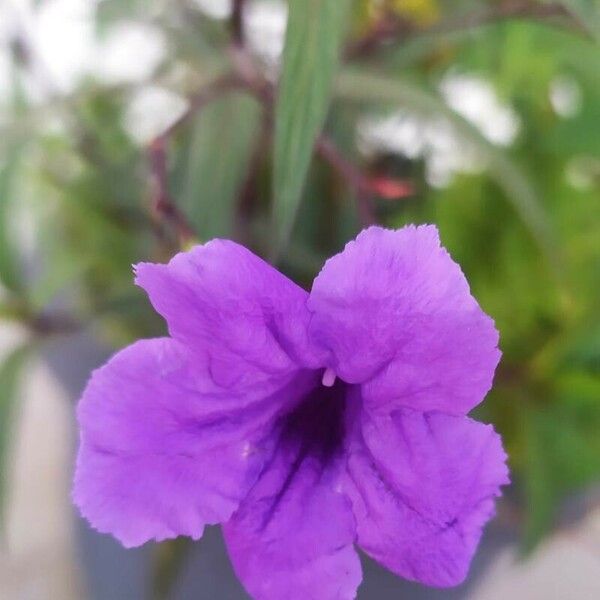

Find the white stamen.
xmin=241 ymin=442 xmax=252 ymax=458
xmin=322 ymin=368 xmax=336 ymax=387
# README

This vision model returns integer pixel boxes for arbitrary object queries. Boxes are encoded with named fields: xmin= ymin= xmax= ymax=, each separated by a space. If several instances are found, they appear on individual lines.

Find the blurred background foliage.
xmin=0 ymin=0 xmax=599 ymax=588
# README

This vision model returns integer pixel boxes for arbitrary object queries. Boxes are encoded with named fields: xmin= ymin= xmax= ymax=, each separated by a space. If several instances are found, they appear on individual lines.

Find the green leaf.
xmin=523 ymin=396 xmax=600 ymax=549
xmin=272 ymin=0 xmax=352 ymax=254
xmin=177 ymin=93 xmax=262 ymax=239
xmin=335 ymin=70 xmax=559 ymax=271
xmin=0 ymin=345 xmax=30 ymax=532
xmin=0 ymin=147 xmax=24 ymax=293
xmin=28 ymin=243 xmax=92 ymax=311
xmin=0 ymin=64 xmax=26 ymax=294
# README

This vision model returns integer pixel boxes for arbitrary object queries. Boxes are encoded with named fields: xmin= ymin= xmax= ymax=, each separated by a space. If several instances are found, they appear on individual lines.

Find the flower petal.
xmin=222 ymin=408 xmax=362 ymax=600
xmin=345 ymin=407 xmax=508 ymax=587
xmin=308 ymin=225 xmax=500 ymax=414
xmin=73 ymin=338 xmax=316 ymax=548
xmin=135 ymin=239 xmax=324 ymax=377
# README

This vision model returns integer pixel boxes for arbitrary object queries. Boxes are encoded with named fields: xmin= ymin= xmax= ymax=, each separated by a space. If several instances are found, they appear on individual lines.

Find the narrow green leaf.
xmin=272 ymin=0 xmax=352 ymax=253
xmin=0 ymin=145 xmax=24 ymax=294
xmin=0 ymin=62 xmax=27 ymax=294
xmin=335 ymin=70 xmax=559 ymax=270
xmin=0 ymin=345 xmax=30 ymax=531
xmin=178 ymin=93 xmax=262 ymax=239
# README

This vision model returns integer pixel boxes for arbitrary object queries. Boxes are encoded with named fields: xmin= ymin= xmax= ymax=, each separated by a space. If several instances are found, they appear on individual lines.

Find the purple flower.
xmin=73 ymin=225 xmax=508 ymax=599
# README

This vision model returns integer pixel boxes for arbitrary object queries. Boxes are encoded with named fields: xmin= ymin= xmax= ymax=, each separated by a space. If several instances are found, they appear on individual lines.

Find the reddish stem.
xmin=148 ymin=137 xmax=195 ymax=244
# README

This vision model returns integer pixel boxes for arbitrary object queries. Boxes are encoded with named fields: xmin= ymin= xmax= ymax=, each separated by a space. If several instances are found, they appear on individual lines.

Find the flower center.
xmin=279 ymin=371 xmax=352 ymax=461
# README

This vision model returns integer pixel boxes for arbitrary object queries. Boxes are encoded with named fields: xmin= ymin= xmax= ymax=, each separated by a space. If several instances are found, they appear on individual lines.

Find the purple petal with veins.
xmin=73 ymin=225 xmax=508 ymax=600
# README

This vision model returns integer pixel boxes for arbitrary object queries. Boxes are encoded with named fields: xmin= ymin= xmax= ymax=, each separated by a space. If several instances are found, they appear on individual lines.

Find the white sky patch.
xmin=124 ymin=85 xmax=188 ymax=146
xmin=0 ymin=0 xmax=289 ymax=99
xmin=358 ymin=113 xmax=485 ymax=189
xmin=549 ymin=75 xmax=582 ymax=118
xmin=358 ymin=72 xmax=520 ymax=188
xmin=245 ymin=0 xmax=287 ymax=71
xmin=0 ymin=0 xmax=167 ymax=100
xmin=192 ymin=0 xmax=233 ymax=20
xmin=440 ymin=73 xmax=520 ymax=146
xmin=0 ymin=0 xmax=92 ymax=101
xmin=0 ymin=1 xmax=20 ymax=78
xmin=26 ymin=0 xmax=96 ymax=95
xmin=96 ymin=22 xmax=167 ymax=85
